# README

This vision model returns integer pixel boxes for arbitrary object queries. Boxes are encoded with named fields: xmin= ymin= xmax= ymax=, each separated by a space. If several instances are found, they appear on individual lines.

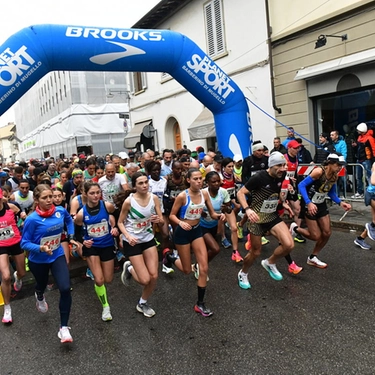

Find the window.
xmin=130 ymin=72 xmax=147 ymax=94
xmin=204 ymin=0 xmax=226 ymax=59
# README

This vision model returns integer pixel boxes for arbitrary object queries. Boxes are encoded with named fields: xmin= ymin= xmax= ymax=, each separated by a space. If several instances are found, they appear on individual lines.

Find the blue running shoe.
xmin=221 ymin=237 xmax=231 ymax=249
xmin=85 ymin=268 xmax=94 ymax=281
xmin=261 ymin=259 xmax=283 ymax=281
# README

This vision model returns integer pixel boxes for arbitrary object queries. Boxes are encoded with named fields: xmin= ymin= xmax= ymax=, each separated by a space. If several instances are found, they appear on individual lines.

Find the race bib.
xmin=0 ymin=226 xmax=15 ymax=240
xmin=170 ymin=190 xmax=182 ymax=198
xmin=87 ymin=221 xmax=109 ymax=238
xmin=133 ymin=219 xmax=152 ymax=234
xmin=226 ymin=187 xmax=235 ymax=198
xmin=260 ymin=199 xmax=278 ymax=213
xmin=185 ymin=206 xmax=204 ymax=220
xmin=286 ymin=171 xmax=295 ymax=179
xmin=311 ymin=192 xmax=327 ymax=204
xmin=40 ymin=234 xmax=61 ymax=251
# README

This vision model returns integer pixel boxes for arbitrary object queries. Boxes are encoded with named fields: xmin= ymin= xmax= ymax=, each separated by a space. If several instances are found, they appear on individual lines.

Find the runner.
xmin=116 ymin=171 xmax=163 ymax=318
xmin=236 ymin=152 xmax=295 ymax=289
xmin=166 ymin=168 xmax=225 ymax=317
xmin=0 ymin=188 xmax=25 ymax=324
xmin=74 ymin=181 xmax=118 ymax=321
xmin=291 ymin=153 xmax=351 ymax=268
xmin=20 ymin=184 xmax=78 ymax=343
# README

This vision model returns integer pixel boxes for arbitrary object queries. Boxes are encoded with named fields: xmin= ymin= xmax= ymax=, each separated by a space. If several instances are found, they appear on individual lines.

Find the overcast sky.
xmin=0 ymin=0 xmax=160 ymax=126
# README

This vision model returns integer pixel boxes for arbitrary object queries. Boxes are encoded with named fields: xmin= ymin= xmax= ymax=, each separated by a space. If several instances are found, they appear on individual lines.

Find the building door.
xmin=173 ymin=122 xmax=182 ymax=150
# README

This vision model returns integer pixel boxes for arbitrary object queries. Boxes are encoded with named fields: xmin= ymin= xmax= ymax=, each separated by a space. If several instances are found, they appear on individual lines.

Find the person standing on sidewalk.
xmin=330 ymin=130 xmax=347 ymax=197
xmin=291 ymin=154 xmax=351 ymax=268
xmin=236 ymin=152 xmax=295 ymax=290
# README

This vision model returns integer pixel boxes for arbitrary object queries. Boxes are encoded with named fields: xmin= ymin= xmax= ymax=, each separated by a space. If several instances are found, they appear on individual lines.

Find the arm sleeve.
xmin=298 ymin=175 xmax=314 ymax=204
xmin=328 ymin=184 xmax=341 ymax=204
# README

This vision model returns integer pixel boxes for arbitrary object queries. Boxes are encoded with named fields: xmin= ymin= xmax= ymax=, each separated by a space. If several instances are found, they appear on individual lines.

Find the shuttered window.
xmin=204 ymin=0 xmax=226 ymax=58
xmin=129 ymin=72 xmax=147 ymax=94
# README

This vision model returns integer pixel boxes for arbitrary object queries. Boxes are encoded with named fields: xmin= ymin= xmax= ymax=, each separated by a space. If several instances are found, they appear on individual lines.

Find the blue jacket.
xmin=332 ymin=136 xmax=347 ymax=160
xmin=21 ymin=206 xmax=74 ymax=263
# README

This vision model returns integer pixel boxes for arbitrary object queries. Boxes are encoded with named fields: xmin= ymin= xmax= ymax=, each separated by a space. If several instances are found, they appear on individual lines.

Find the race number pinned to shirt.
xmin=87 ymin=221 xmax=109 ymax=238
xmin=260 ymin=199 xmax=278 ymax=213
xmin=185 ymin=206 xmax=204 ymax=220
xmin=311 ymin=192 xmax=327 ymax=204
xmin=133 ymin=218 xmax=152 ymax=234
xmin=0 ymin=226 xmax=15 ymax=240
xmin=40 ymin=234 xmax=61 ymax=251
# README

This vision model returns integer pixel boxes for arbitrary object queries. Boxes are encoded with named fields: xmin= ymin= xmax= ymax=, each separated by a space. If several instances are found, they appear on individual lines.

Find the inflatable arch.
xmin=0 ymin=25 xmax=252 ymax=158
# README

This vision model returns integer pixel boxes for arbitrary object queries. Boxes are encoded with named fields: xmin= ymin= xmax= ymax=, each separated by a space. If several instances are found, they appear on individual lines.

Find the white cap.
xmin=118 ymin=152 xmax=129 ymax=160
xmin=268 ymin=151 xmax=286 ymax=167
xmin=327 ymin=153 xmax=346 ymax=165
xmin=357 ymin=123 xmax=367 ymax=133
xmin=233 ymin=154 xmax=243 ymax=162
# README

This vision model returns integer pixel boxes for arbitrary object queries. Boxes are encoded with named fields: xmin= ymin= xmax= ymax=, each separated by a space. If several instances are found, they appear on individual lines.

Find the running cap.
xmin=327 ymin=153 xmax=346 ymax=165
xmin=118 ymin=152 xmax=128 ymax=160
xmin=287 ymin=140 xmax=300 ymax=149
xmin=233 ymin=154 xmax=243 ymax=162
xmin=268 ymin=151 xmax=286 ymax=168
xmin=357 ymin=123 xmax=367 ymax=133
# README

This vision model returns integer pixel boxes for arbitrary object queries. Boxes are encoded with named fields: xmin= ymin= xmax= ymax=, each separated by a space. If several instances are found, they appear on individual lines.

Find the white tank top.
xmin=123 ymin=193 xmax=155 ymax=243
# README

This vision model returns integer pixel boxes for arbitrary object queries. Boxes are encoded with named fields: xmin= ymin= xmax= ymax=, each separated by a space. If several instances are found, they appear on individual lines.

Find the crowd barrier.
xmin=297 ymin=163 xmax=367 ymax=202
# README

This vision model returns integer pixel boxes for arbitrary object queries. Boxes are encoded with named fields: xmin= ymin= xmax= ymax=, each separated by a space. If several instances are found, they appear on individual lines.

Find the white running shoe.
xmin=261 ymin=259 xmax=283 ymax=281
xmin=307 ymin=256 xmax=327 ymax=269
xmin=289 ymin=222 xmax=298 ymax=238
xmin=58 ymin=326 xmax=73 ymax=343
xmin=2 ymin=307 xmax=12 ymax=324
xmin=13 ymin=271 xmax=22 ymax=292
xmin=35 ymin=292 xmax=48 ymax=313
xmin=102 ymin=306 xmax=113 ymax=321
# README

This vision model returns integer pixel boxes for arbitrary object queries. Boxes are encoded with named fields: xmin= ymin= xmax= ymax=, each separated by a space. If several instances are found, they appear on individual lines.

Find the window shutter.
xmin=204 ymin=0 xmax=225 ymax=58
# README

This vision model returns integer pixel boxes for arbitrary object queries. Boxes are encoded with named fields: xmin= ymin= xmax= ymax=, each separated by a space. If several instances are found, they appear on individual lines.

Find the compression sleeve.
xmin=298 ymin=175 xmax=314 ymax=204
xmin=328 ymin=184 xmax=341 ymax=204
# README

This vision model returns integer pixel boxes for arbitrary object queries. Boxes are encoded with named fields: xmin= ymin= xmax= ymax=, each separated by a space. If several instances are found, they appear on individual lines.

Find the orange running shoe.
xmin=245 ymin=234 xmax=251 ymax=251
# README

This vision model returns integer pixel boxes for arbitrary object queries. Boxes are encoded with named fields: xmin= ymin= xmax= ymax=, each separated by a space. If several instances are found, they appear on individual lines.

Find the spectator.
xmin=296 ymin=138 xmax=312 ymax=164
xmin=330 ymin=130 xmax=347 ymax=197
xmin=271 ymin=137 xmax=287 ymax=154
xmin=313 ymin=133 xmax=336 ymax=164
xmin=282 ymin=127 xmax=296 ymax=148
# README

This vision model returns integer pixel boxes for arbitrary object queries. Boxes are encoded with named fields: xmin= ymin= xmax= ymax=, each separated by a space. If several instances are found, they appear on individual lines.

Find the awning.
xmin=188 ymin=108 xmax=216 ymax=141
xmin=294 ymin=47 xmax=375 ymax=81
xmin=124 ymin=120 xmax=151 ymax=148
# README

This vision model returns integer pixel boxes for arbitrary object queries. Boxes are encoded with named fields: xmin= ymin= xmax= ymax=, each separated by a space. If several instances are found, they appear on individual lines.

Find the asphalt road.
xmin=1 ymin=228 xmax=375 ymax=375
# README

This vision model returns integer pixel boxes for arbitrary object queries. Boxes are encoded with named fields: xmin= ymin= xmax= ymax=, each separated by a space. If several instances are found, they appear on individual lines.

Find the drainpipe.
xmin=265 ymin=0 xmax=282 ymax=114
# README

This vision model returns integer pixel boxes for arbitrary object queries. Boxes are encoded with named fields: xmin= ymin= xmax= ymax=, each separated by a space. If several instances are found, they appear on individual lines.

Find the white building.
xmin=14 ymin=71 xmax=129 ymax=160
xmin=125 ymin=0 xmax=276 ymax=154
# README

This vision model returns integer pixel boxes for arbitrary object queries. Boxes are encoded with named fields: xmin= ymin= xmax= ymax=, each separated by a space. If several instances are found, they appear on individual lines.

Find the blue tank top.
xmin=82 ymin=201 xmax=114 ymax=247
xmin=179 ymin=189 xmax=205 ymax=220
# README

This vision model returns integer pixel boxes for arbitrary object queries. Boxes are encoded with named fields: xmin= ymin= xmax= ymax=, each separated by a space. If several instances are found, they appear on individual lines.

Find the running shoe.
xmin=351 ymin=193 xmax=364 ymax=199
xmin=365 ymin=223 xmax=375 ymax=241
xmin=231 ymin=250 xmax=243 ymax=263
xmin=13 ymin=271 xmax=22 ymax=292
xmin=191 ymin=263 xmax=209 ymax=281
xmin=102 ymin=306 xmax=113 ymax=321
xmin=294 ymin=233 xmax=306 ymax=243
xmin=261 ymin=237 xmax=269 ymax=245
xmin=116 ymin=250 xmax=125 ymax=262
xmin=2 ymin=308 xmax=12 ymax=324
xmin=155 ymin=238 xmax=161 ymax=247
xmin=162 ymin=248 xmax=174 ymax=274
xmin=289 ymin=222 xmax=298 ymax=238
xmin=58 ymin=326 xmax=73 ymax=343
xmin=288 ymin=261 xmax=303 ymax=275
xmin=354 ymin=238 xmax=371 ymax=250
xmin=221 ymin=237 xmax=231 ymax=248
xmin=121 ymin=261 xmax=132 ymax=286
xmin=237 ymin=270 xmax=251 ymax=289
xmin=25 ymin=257 xmax=29 ymax=272
xmin=136 ymin=303 xmax=156 ymax=318
xmin=194 ymin=303 xmax=213 ymax=317
xmin=307 ymin=256 xmax=327 ymax=269
xmin=261 ymin=259 xmax=283 ymax=281
xmin=85 ymin=268 xmax=94 ymax=280
xmin=245 ymin=234 xmax=251 ymax=251
xmin=236 ymin=222 xmax=244 ymax=239
xmin=35 ymin=292 xmax=48 ymax=313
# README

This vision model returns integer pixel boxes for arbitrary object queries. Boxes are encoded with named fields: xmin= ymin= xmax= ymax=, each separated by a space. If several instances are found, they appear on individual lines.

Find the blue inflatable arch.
xmin=0 ymin=25 xmax=251 ymax=157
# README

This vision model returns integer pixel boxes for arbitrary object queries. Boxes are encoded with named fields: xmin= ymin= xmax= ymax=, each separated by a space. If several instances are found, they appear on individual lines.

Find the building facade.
xmin=125 ymin=0 xmax=276 ymax=154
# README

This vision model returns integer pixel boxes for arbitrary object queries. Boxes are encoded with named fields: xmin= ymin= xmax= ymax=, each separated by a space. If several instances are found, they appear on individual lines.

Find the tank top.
xmin=179 ymin=189 xmax=205 ymax=221
xmin=124 ymin=193 xmax=155 ymax=243
xmin=0 ymin=203 xmax=21 ymax=247
xmin=200 ymin=187 xmax=229 ymax=228
xmin=308 ymin=166 xmax=337 ymax=205
xmin=14 ymin=191 xmax=34 ymax=213
xmin=284 ymin=153 xmax=298 ymax=179
xmin=222 ymin=177 xmax=236 ymax=199
xmin=82 ymin=201 xmax=114 ymax=247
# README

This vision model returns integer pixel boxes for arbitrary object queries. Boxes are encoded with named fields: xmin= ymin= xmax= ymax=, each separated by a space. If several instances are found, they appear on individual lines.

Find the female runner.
xmin=116 ymin=171 xmax=163 ymax=318
xmin=291 ymin=153 xmax=351 ymax=268
xmin=21 ymin=185 xmax=78 ymax=343
xmin=74 ymin=181 xmax=118 ymax=322
xmin=0 ymin=188 xmax=25 ymax=324
xmin=166 ymin=168 xmax=225 ymax=317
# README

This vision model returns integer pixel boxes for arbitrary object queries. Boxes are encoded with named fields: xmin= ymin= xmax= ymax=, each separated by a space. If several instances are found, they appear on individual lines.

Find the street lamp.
xmin=315 ymin=34 xmax=348 ymax=49
xmin=106 ymin=89 xmax=132 ymax=133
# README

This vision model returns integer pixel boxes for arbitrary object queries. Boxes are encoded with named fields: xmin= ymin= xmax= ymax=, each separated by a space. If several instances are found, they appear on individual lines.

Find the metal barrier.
xmin=297 ymin=163 xmax=367 ymax=203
